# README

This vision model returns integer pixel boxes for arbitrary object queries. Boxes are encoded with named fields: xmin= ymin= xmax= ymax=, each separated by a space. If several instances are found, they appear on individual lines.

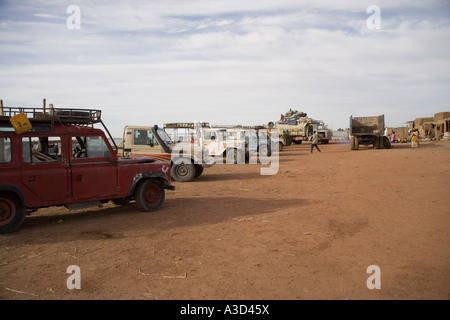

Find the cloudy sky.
xmin=1 ymin=0 xmax=449 ymax=137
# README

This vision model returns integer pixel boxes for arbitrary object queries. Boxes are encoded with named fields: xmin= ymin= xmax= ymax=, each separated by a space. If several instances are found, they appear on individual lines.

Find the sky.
xmin=1 ymin=0 xmax=449 ymax=138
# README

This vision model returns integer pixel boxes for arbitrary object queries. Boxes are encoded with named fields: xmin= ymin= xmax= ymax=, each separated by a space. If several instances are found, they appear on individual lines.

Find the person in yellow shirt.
xmin=411 ymin=129 xmax=419 ymax=148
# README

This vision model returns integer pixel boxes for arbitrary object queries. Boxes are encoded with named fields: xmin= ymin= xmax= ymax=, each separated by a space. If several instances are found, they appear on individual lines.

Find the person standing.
xmin=411 ymin=129 xmax=419 ymax=148
xmin=310 ymin=131 xmax=321 ymax=153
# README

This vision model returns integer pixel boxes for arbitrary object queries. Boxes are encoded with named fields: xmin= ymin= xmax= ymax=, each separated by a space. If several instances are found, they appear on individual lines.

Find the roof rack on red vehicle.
xmin=0 ymin=99 xmax=117 ymax=151
xmin=0 ymin=106 xmax=102 ymax=125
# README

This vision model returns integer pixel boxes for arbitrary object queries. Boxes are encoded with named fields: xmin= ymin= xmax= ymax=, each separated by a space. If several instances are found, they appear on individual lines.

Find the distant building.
xmin=385 ymin=126 xmax=409 ymax=142
xmin=408 ymin=112 xmax=450 ymax=140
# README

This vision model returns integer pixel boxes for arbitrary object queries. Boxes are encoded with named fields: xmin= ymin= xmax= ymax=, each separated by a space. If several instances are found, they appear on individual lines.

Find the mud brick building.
xmin=408 ymin=111 xmax=450 ymax=140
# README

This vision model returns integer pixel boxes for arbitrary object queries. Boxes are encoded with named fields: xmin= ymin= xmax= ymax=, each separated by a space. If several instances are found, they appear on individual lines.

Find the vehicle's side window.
xmin=22 ymin=136 xmax=62 ymax=163
xmin=0 ymin=137 xmax=12 ymax=163
xmin=134 ymin=130 xmax=159 ymax=146
xmin=72 ymin=136 xmax=111 ymax=158
xmin=204 ymin=131 xmax=216 ymax=140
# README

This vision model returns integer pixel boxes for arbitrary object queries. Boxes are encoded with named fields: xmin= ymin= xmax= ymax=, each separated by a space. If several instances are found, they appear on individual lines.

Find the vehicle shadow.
xmin=1 ymin=197 xmax=310 ymax=245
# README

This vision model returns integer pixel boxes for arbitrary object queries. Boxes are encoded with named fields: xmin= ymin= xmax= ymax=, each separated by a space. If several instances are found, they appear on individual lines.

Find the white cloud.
xmin=1 ymin=0 xmax=449 ymax=136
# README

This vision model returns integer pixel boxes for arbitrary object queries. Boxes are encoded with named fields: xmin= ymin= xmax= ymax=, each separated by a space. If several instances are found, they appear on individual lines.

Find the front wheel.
xmin=275 ymin=142 xmax=283 ymax=152
xmin=0 ymin=193 xmax=26 ymax=234
xmin=374 ymin=137 xmax=382 ymax=149
xmin=225 ymin=148 xmax=244 ymax=164
xmin=135 ymin=179 xmax=165 ymax=212
xmin=382 ymin=136 xmax=392 ymax=149
xmin=171 ymin=161 xmax=196 ymax=182
xmin=259 ymin=144 xmax=270 ymax=157
xmin=194 ymin=165 xmax=204 ymax=178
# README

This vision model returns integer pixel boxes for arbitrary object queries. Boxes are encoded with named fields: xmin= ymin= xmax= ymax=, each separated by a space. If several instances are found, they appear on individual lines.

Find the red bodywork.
xmin=0 ymin=122 xmax=173 ymax=210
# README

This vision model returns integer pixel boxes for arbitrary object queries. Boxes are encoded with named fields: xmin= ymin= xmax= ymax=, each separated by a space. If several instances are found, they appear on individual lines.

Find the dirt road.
xmin=1 ymin=140 xmax=449 ymax=300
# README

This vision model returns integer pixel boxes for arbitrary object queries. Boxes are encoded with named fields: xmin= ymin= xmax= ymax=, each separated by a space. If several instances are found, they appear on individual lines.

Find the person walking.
xmin=310 ymin=131 xmax=321 ymax=153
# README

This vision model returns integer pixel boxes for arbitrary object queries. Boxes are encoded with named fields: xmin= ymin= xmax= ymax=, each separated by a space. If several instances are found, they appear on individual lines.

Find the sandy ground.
xmin=0 ymin=140 xmax=449 ymax=301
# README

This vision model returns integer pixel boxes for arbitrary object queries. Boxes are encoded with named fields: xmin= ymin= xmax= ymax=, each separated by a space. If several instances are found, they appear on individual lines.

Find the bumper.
xmin=201 ymin=159 xmax=216 ymax=168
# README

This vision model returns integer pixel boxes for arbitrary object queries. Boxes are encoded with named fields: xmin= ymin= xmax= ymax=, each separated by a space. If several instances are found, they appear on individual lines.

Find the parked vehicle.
xmin=349 ymin=114 xmax=391 ymax=150
xmin=273 ymin=118 xmax=319 ymax=145
xmin=164 ymin=123 xmax=250 ymax=164
xmin=118 ymin=125 xmax=215 ymax=182
xmin=317 ymin=122 xmax=333 ymax=144
xmin=0 ymin=106 xmax=174 ymax=234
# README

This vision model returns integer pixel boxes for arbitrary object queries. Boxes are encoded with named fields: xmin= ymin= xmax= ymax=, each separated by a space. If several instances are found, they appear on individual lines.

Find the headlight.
xmin=202 ymin=147 xmax=210 ymax=158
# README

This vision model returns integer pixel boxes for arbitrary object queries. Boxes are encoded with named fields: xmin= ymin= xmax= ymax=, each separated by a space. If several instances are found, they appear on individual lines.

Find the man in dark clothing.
xmin=310 ymin=131 xmax=321 ymax=153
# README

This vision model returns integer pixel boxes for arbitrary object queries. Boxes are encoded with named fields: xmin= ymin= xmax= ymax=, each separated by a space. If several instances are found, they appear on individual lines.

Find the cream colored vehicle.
xmin=118 ymin=125 xmax=215 ymax=182
xmin=164 ymin=123 xmax=249 ymax=164
xmin=274 ymin=119 xmax=318 ymax=145
xmin=199 ymin=128 xmax=249 ymax=164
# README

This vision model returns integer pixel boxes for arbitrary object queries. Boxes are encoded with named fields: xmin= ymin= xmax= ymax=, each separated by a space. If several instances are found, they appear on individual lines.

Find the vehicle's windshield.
xmin=157 ymin=129 xmax=174 ymax=144
xmin=217 ymin=129 xmax=228 ymax=139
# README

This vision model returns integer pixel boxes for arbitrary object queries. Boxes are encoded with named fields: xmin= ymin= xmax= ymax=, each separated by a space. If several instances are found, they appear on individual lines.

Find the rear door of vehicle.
xmin=20 ymin=135 xmax=70 ymax=204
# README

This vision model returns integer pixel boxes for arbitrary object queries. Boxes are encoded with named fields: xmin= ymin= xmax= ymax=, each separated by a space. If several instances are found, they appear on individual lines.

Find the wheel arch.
xmin=128 ymin=172 xmax=173 ymax=197
xmin=0 ymin=185 xmax=25 ymax=207
xmin=170 ymin=156 xmax=194 ymax=167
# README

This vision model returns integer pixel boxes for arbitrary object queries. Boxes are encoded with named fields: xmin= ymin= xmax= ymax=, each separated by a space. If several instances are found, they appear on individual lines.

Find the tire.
xmin=225 ymin=148 xmax=244 ymax=164
xmin=383 ymin=136 xmax=392 ymax=149
xmin=375 ymin=137 xmax=381 ymax=149
xmin=135 ymin=179 xmax=165 ymax=212
xmin=350 ymin=136 xmax=356 ymax=150
xmin=259 ymin=144 xmax=270 ymax=157
xmin=277 ymin=142 xmax=284 ymax=152
xmin=0 ymin=193 xmax=26 ymax=234
xmin=194 ymin=165 xmax=204 ymax=178
xmin=293 ymin=140 xmax=302 ymax=145
xmin=171 ymin=162 xmax=196 ymax=182
xmin=354 ymin=137 xmax=359 ymax=150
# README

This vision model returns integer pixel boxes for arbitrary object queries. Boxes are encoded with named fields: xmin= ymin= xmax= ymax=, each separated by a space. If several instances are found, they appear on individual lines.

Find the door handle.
xmin=76 ymin=174 xmax=82 ymax=181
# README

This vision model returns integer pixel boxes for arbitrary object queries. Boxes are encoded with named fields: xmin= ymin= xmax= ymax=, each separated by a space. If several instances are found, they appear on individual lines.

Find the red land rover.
xmin=0 ymin=106 xmax=175 ymax=234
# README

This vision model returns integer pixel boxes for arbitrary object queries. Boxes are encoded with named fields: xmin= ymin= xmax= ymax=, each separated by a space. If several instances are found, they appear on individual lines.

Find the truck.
xmin=0 ymin=105 xmax=175 ymax=234
xmin=273 ymin=118 xmax=319 ymax=145
xmin=317 ymin=122 xmax=333 ymax=144
xmin=118 ymin=125 xmax=215 ymax=182
xmin=349 ymin=114 xmax=391 ymax=150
